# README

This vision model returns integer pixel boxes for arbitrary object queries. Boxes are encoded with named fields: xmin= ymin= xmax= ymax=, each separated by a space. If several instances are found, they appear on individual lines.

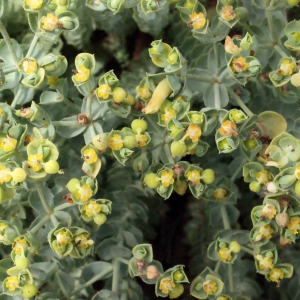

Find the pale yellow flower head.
xmin=287 ymin=216 xmax=300 ymax=234
xmin=5 ymin=276 xmax=19 ymax=291
xmin=56 ymin=229 xmax=72 ymax=247
xmin=219 ymin=120 xmax=238 ymax=137
xmin=41 ymin=13 xmax=59 ymax=31
xmin=0 ymin=135 xmax=17 ymax=152
xmin=74 ymin=65 xmax=90 ymax=82
xmin=84 ymin=200 xmax=102 ymax=217
xmin=74 ymin=233 xmax=94 ymax=249
xmin=83 ymin=149 xmax=98 ymax=164
xmin=261 ymin=204 xmax=277 ymax=219
xmin=13 ymin=237 xmax=28 ymax=255
xmin=159 ymin=277 xmax=175 ymax=295
xmin=203 ymin=280 xmax=217 ymax=295
xmin=217 ymin=247 xmax=232 ymax=262
xmin=187 ymin=170 xmax=201 ymax=185
xmin=279 ymin=59 xmax=294 ymax=76
xmin=186 ymin=124 xmax=201 ymax=143
xmin=269 ymin=268 xmax=284 ymax=283
xmin=189 ymin=12 xmax=206 ymax=30
xmin=221 ymin=6 xmax=236 ymax=21
xmin=98 ymin=84 xmax=111 ymax=99
xmin=109 ymin=134 xmax=123 ymax=150
xmin=26 ymin=0 xmax=43 ymax=9
xmin=75 ymin=184 xmax=93 ymax=202
xmin=22 ymin=58 xmax=38 ymax=74
xmin=27 ymin=154 xmax=43 ymax=172
xmin=161 ymin=171 xmax=174 ymax=187
xmin=231 ymin=57 xmax=248 ymax=73
xmin=0 ymin=166 xmax=12 ymax=184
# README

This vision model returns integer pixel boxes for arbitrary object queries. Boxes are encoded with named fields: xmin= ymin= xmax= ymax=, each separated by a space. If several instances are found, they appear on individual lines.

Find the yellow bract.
xmin=74 ymin=65 xmax=90 ymax=82
xmin=41 ymin=13 xmax=59 ymax=31
xmin=189 ymin=12 xmax=206 ymax=30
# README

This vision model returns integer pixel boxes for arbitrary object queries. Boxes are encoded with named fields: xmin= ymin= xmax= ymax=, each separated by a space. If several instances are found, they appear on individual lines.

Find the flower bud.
xmin=44 ymin=160 xmax=60 ymax=174
xmin=41 ymin=54 xmax=68 ymax=77
xmin=22 ymin=283 xmax=38 ymax=299
xmin=173 ymin=270 xmax=185 ymax=282
xmin=24 ymin=73 xmax=40 ymax=86
xmin=92 ymin=133 xmax=109 ymax=152
xmin=144 ymin=173 xmax=160 ymax=189
xmin=244 ymin=139 xmax=258 ymax=151
xmin=275 ymin=212 xmax=289 ymax=228
xmin=168 ymin=283 xmax=184 ymax=299
xmin=112 ymin=87 xmax=127 ymax=103
xmin=266 ymin=182 xmax=278 ymax=193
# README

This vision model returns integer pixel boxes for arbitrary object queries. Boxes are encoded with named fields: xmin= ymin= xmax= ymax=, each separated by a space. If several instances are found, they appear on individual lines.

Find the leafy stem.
xmin=227 ymin=87 xmax=253 ymax=117
xmin=214 ymin=83 xmax=221 ymax=109
xmin=185 ymin=74 xmax=214 ymax=84
xmin=273 ymin=44 xmax=288 ymax=58
xmin=26 ymin=34 xmax=40 ymax=58
xmin=29 ymin=215 xmax=50 ymax=235
xmin=11 ymin=86 xmax=23 ymax=109
xmin=228 ymin=264 xmax=234 ymax=293
xmin=266 ymin=9 xmax=276 ymax=43
xmin=241 ymin=245 xmax=254 ymax=255
xmin=220 ymin=204 xmax=230 ymax=230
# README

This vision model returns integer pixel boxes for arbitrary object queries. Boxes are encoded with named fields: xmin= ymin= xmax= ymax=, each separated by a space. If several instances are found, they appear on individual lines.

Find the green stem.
xmin=118 ymin=257 xmax=129 ymax=265
xmin=37 ymin=261 xmax=58 ymax=289
xmin=218 ymin=68 xmax=229 ymax=83
xmin=185 ymin=74 xmax=214 ymax=84
xmin=35 ymin=183 xmax=59 ymax=226
xmin=112 ymin=259 xmax=121 ymax=296
xmin=51 ymin=120 xmax=79 ymax=126
xmin=120 ymin=292 xmax=127 ymax=300
xmin=241 ymin=245 xmax=254 ymax=255
xmin=25 ymin=35 xmax=39 ymax=58
xmin=29 ymin=215 xmax=50 ymax=235
xmin=54 ymin=202 xmax=76 ymax=211
xmin=213 ymin=43 xmax=220 ymax=70
xmin=220 ymin=204 xmax=231 ymax=229
xmin=214 ymin=260 xmax=221 ymax=273
xmin=11 ymin=86 xmax=23 ymax=109
xmin=3 ymin=65 xmax=18 ymax=74
xmin=266 ymin=10 xmax=276 ymax=43
xmin=70 ymin=265 xmax=113 ymax=296
xmin=86 ymin=95 xmax=92 ymax=116
xmin=0 ymin=20 xmax=19 ymax=65
xmin=227 ymin=87 xmax=253 ymax=117
xmin=273 ymin=44 xmax=288 ymax=58
xmin=230 ymin=158 xmax=246 ymax=182
xmin=214 ymin=83 xmax=221 ymax=109
xmin=228 ymin=264 xmax=234 ymax=293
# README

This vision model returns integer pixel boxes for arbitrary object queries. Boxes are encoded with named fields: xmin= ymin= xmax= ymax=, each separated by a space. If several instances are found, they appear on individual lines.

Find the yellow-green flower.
xmin=41 ymin=13 xmax=59 ymax=31
xmin=0 ymin=166 xmax=12 ymax=184
xmin=75 ymin=184 xmax=93 ymax=202
xmin=214 ymin=188 xmax=228 ymax=201
xmin=13 ymin=237 xmax=28 ymax=255
xmin=83 ymin=149 xmax=98 ymax=164
xmin=203 ymin=280 xmax=217 ymax=295
xmin=25 ymin=0 xmax=43 ymax=9
xmin=221 ymin=6 xmax=236 ymax=21
xmin=98 ymin=84 xmax=111 ymax=99
xmin=295 ymin=165 xmax=300 ymax=180
xmin=190 ymin=113 xmax=203 ymax=123
xmin=22 ymin=58 xmax=38 ymax=74
xmin=134 ymin=134 xmax=147 ymax=147
xmin=189 ymin=12 xmax=206 ymax=30
xmin=217 ymin=247 xmax=232 ymax=262
xmin=0 ymin=222 xmax=8 ymax=231
xmin=74 ymin=65 xmax=90 ymax=82
xmin=186 ymin=124 xmax=201 ymax=143
xmin=256 ymin=255 xmax=274 ymax=271
xmin=255 ymin=224 xmax=274 ymax=242
xmin=187 ymin=170 xmax=201 ymax=185
xmin=109 ymin=134 xmax=123 ymax=150
xmin=0 ymin=135 xmax=17 ymax=152
xmin=138 ymin=86 xmax=151 ymax=100
xmin=219 ymin=120 xmax=238 ymax=137
xmin=27 ymin=154 xmax=43 ymax=172
xmin=287 ymin=216 xmax=300 ymax=234
xmin=159 ymin=277 xmax=175 ymax=295
xmin=74 ymin=233 xmax=94 ymax=249
xmin=56 ymin=229 xmax=72 ymax=247
xmin=224 ymin=36 xmax=240 ymax=55
xmin=231 ymin=57 xmax=248 ymax=73
xmin=256 ymin=170 xmax=271 ymax=185
xmin=161 ymin=108 xmax=176 ymax=125
xmin=84 ymin=200 xmax=102 ymax=217
xmin=269 ymin=268 xmax=284 ymax=283
xmin=5 ymin=276 xmax=19 ymax=291
xmin=261 ymin=204 xmax=277 ymax=219
xmin=279 ymin=59 xmax=294 ymax=76
xmin=161 ymin=171 xmax=174 ymax=187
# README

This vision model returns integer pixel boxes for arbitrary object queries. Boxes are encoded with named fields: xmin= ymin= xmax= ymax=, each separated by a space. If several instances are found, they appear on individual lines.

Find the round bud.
xmin=249 ymin=181 xmax=261 ymax=193
xmin=92 ymin=133 xmax=109 ymax=152
xmin=22 ymin=283 xmax=38 ymax=299
xmin=173 ymin=270 xmax=184 ymax=282
xmin=123 ymin=94 xmax=136 ymax=106
xmin=123 ymin=135 xmax=137 ymax=149
xmin=201 ymin=169 xmax=215 ymax=184
xmin=144 ymin=173 xmax=160 ymax=189
xmin=229 ymin=241 xmax=241 ymax=253
xmin=287 ymin=0 xmax=300 ymax=6
xmin=94 ymin=213 xmax=107 ymax=225
xmin=168 ymin=283 xmax=184 ymax=299
xmin=275 ymin=212 xmax=289 ymax=228
xmin=112 ymin=87 xmax=127 ymax=103
xmin=66 ymin=178 xmax=80 ymax=193
xmin=295 ymin=180 xmax=300 ymax=196
xmin=44 ymin=160 xmax=60 ymax=174
xmin=146 ymin=265 xmax=160 ymax=279
xmin=170 ymin=140 xmax=187 ymax=157
xmin=131 ymin=119 xmax=148 ymax=134
xmin=11 ymin=168 xmax=27 ymax=183
xmin=15 ymin=256 xmax=30 ymax=269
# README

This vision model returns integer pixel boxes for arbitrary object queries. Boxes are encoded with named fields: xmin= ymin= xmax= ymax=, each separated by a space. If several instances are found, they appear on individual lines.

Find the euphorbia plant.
xmin=1 ymin=0 xmax=300 ymax=299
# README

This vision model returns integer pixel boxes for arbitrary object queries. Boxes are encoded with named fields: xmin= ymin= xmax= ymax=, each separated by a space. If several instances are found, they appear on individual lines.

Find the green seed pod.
xmin=94 ymin=213 xmax=107 ymax=225
xmin=170 ymin=140 xmax=187 ymax=157
xmin=131 ymin=119 xmax=148 ymax=133
xmin=66 ymin=178 xmax=80 ymax=193
xmin=168 ymin=283 xmax=184 ymax=299
xmin=11 ymin=168 xmax=27 ymax=183
xmin=201 ymin=169 xmax=215 ymax=184
xmin=249 ymin=181 xmax=261 ymax=193
xmin=44 ymin=160 xmax=60 ymax=174
xmin=243 ymin=139 xmax=258 ymax=151
xmin=144 ymin=173 xmax=160 ymax=188
xmin=15 ymin=255 xmax=30 ymax=269
xmin=229 ymin=241 xmax=241 ymax=253
xmin=112 ymin=87 xmax=127 ymax=103
xmin=173 ymin=179 xmax=188 ymax=195
xmin=123 ymin=135 xmax=137 ymax=149
xmin=22 ymin=283 xmax=38 ymax=299
xmin=123 ymin=94 xmax=136 ymax=106
xmin=287 ymin=0 xmax=300 ymax=6
xmin=92 ymin=133 xmax=109 ymax=152
xmin=173 ymin=270 xmax=185 ymax=282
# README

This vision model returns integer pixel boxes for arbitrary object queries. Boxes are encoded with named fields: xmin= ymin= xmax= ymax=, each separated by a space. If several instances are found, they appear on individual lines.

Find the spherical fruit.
xmin=170 ymin=140 xmax=186 ymax=157
xmin=94 ymin=213 xmax=107 ymax=225
xmin=123 ymin=135 xmax=137 ymax=149
xmin=131 ymin=119 xmax=148 ymax=133
xmin=173 ymin=270 xmax=184 ymax=282
xmin=92 ymin=133 xmax=109 ymax=152
xmin=249 ymin=181 xmax=261 ymax=193
xmin=201 ymin=169 xmax=215 ymax=184
xmin=112 ymin=87 xmax=127 ymax=103
xmin=229 ymin=241 xmax=241 ymax=253
xmin=22 ymin=283 xmax=38 ymax=299
xmin=144 ymin=173 xmax=160 ymax=189
xmin=44 ymin=160 xmax=60 ymax=174
xmin=287 ymin=0 xmax=300 ymax=6
xmin=11 ymin=168 xmax=27 ymax=183
xmin=15 ymin=256 xmax=30 ymax=269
